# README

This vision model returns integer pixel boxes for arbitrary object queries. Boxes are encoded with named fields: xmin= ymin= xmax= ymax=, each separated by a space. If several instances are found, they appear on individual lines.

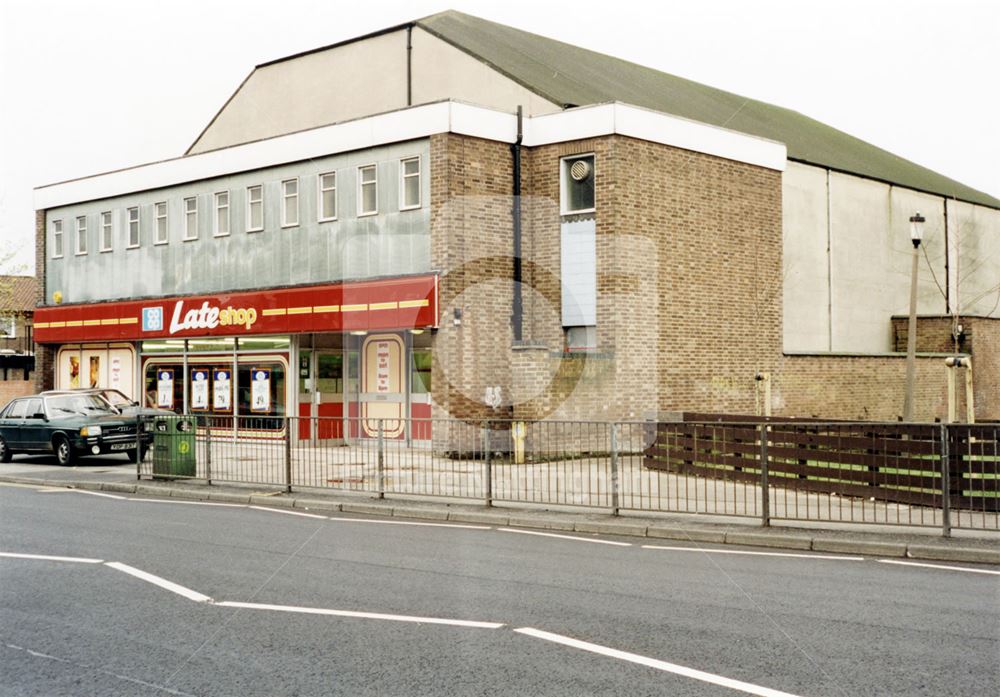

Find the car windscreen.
xmin=46 ymin=394 xmax=117 ymax=416
xmin=100 ymin=390 xmax=132 ymax=407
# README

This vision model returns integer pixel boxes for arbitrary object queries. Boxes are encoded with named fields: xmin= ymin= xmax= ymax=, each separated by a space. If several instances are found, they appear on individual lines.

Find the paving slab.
xmin=506 ymin=514 xmax=576 ymax=531
xmin=206 ymin=491 xmax=252 ymax=504
xmin=574 ymin=520 xmax=647 ymax=537
xmin=907 ymin=544 xmax=1000 ymax=565
xmin=101 ymin=482 xmax=138 ymax=494
xmin=811 ymin=538 xmax=908 ymax=557
xmin=646 ymin=525 xmax=728 ymax=544
xmin=291 ymin=497 xmax=342 ymax=512
xmin=725 ymin=530 xmax=813 ymax=550
xmin=447 ymin=510 xmax=510 ymax=526
xmin=341 ymin=501 xmax=395 ymax=516
xmin=391 ymin=506 xmax=451 ymax=521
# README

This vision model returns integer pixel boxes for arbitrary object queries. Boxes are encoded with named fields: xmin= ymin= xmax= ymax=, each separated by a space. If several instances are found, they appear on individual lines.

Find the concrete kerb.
xmin=4 ymin=474 xmax=998 ymax=564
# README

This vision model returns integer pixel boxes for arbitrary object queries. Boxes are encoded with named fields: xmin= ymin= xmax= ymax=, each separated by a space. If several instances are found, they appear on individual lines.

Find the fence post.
xmin=610 ymin=423 xmax=620 ymax=516
xmin=283 ymin=418 xmax=292 ymax=494
xmin=483 ymin=420 xmax=493 ymax=508
xmin=136 ymin=414 xmax=143 ymax=481
xmin=377 ymin=419 xmax=385 ymax=499
xmin=759 ymin=424 xmax=770 ymax=527
xmin=940 ymin=423 xmax=951 ymax=538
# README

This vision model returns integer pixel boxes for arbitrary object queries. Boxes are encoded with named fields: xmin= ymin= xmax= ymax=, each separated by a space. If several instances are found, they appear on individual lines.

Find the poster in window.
xmin=110 ymin=357 xmax=122 ymax=390
xmin=69 ymin=355 xmax=80 ymax=389
xmin=213 ymin=368 xmax=232 ymax=412
xmin=251 ymin=368 xmax=271 ymax=413
xmin=89 ymin=356 xmax=100 ymax=388
xmin=376 ymin=341 xmax=391 ymax=393
xmin=191 ymin=369 xmax=209 ymax=410
xmin=157 ymin=369 xmax=174 ymax=409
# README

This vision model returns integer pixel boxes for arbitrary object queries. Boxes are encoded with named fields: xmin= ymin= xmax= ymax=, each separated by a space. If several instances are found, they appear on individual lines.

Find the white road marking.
xmin=104 ymin=562 xmax=213 ymax=603
xmin=327 ymin=516 xmax=490 ymax=530
xmin=215 ymin=600 xmax=505 ymax=628
xmin=514 ymin=627 xmax=803 ymax=697
xmin=0 ymin=552 xmax=104 ymax=564
xmin=499 ymin=528 xmax=632 ymax=546
xmin=128 ymin=498 xmax=245 ymax=507
xmin=878 ymin=559 xmax=1000 ymax=576
xmin=62 ymin=489 xmax=126 ymax=499
xmin=642 ymin=545 xmax=863 ymax=561
xmin=248 ymin=505 xmax=327 ymax=519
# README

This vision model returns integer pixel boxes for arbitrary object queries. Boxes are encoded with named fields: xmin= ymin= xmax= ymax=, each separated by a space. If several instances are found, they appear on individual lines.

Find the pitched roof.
xmin=0 ymin=276 xmax=37 ymax=313
xmin=416 ymin=11 xmax=999 ymax=209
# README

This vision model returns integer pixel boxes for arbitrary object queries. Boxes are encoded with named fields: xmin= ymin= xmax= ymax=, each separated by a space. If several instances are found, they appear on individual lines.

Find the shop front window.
xmin=411 ymin=350 xmax=432 ymax=393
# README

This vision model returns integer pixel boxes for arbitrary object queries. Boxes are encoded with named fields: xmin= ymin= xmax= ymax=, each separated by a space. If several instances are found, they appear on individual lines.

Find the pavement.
xmin=2 ymin=462 xmax=998 ymax=565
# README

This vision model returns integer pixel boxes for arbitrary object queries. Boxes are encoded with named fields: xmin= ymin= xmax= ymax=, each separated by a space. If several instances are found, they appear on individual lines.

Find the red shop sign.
xmin=34 ymin=274 xmax=438 ymax=343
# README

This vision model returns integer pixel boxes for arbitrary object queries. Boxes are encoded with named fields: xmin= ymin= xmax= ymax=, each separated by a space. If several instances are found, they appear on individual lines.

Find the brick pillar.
xmin=33 ymin=209 xmax=54 ymax=392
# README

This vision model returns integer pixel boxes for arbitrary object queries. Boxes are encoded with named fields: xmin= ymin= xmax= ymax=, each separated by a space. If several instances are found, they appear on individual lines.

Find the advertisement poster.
xmin=157 ymin=369 xmax=174 ymax=409
xmin=213 ymin=369 xmax=232 ymax=411
xmin=191 ymin=369 xmax=209 ymax=410
xmin=251 ymin=368 xmax=271 ymax=413
xmin=376 ymin=341 xmax=390 ymax=393
xmin=89 ymin=356 xmax=100 ymax=388
xmin=110 ymin=357 xmax=122 ymax=389
xmin=69 ymin=356 xmax=80 ymax=389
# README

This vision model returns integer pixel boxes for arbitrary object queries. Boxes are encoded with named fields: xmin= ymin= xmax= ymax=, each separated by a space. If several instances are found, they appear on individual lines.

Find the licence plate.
xmin=110 ymin=442 xmax=136 ymax=451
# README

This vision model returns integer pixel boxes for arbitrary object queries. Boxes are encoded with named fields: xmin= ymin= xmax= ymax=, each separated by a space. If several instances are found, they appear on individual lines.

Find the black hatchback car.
xmin=0 ymin=393 xmax=150 ymax=465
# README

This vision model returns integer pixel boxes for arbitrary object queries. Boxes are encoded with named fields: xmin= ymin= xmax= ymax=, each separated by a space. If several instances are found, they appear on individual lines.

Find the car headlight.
xmin=80 ymin=426 xmax=102 ymax=437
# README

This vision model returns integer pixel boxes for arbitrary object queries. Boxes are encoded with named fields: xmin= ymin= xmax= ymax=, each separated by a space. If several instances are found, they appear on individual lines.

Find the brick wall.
xmin=891 ymin=316 xmax=965 ymax=354
xmin=967 ymin=317 xmax=999 ymax=419
xmin=34 ymin=209 xmax=55 ymax=392
xmin=0 ymin=375 xmax=34 ymax=405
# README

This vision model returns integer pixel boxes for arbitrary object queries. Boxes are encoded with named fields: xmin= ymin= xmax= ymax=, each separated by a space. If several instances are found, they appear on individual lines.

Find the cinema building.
xmin=32 ymin=11 xmax=1000 ymax=441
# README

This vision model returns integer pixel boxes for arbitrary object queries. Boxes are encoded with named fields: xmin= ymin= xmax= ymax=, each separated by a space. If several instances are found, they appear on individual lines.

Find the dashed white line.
xmin=327 ymin=516 xmax=490 ymax=530
xmin=0 ymin=552 xmax=104 ymax=564
xmin=248 ymin=506 xmax=327 ymax=519
xmin=104 ymin=562 xmax=213 ymax=603
xmin=498 ymin=528 xmax=632 ymax=546
xmin=59 ymin=489 xmax=125 ymax=500
xmin=878 ymin=559 xmax=1000 ymax=576
xmin=642 ymin=545 xmax=863 ymax=561
xmin=128 ymin=498 xmax=245 ymax=507
xmin=513 ymin=627 xmax=803 ymax=697
xmin=214 ymin=601 xmax=505 ymax=628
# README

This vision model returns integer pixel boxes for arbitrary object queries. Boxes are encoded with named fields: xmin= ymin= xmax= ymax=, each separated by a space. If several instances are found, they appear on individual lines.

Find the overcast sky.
xmin=2 ymin=0 xmax=997 ymax=275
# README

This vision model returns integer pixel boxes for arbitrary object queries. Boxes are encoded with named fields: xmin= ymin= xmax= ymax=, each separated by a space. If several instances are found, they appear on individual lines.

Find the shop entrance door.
xmin=360 ymin=333 xmax=405 ymax=440
xmin=298 ymin=349 xmax=346 ymax=441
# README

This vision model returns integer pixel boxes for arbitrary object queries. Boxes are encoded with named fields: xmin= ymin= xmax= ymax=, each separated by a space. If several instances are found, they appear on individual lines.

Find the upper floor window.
xmin=214 ymin=191 xmax=230 ymax=236
xmin=52 ymin=220 xmax=64 ymax=258
xmin=127 ymin=207 xmax=140 ymax=248
xmin=75 ymin=215 xmax=88 ymax=255
xmin=400 ymin=157 xmax=421 ymax=210
xmin=318 ymin=172 xmax=337 ymax=221
xmin=0 ymin=315 xmax=15 ymax=339
xmin=281 ymin=179 xmax=298 ymax=227
xmin=184 ymin=197 xmax=198 ymax=240
xmin=358 ymin=164 xmax=377 ymax=216
xmin=247 ymin=185 xmax=263 ymax=232
xmin=560 ymin=154 xmax=596 ymax=215
xmin=154 ymin=202 xmax=168 ymax=245
xmin=100 ymin=211 xmax=113 ymax=252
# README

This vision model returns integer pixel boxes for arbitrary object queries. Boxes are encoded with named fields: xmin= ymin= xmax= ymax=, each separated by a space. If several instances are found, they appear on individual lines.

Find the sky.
xmin=1 ymin=0 xmax=998 ymax=275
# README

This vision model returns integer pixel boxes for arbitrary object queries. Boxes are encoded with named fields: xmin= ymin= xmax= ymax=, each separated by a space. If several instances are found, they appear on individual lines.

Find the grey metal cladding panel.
xmin=43 ymin=140 xmax=430 ymax=305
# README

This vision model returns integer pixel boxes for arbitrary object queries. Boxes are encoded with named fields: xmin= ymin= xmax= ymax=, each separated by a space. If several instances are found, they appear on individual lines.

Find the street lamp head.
xmin=909 ymin=213 xmax=925 ymax=247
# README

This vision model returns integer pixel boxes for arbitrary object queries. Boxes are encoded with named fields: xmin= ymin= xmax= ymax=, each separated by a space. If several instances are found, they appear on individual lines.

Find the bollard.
xmin=759 ymin=424 xmax=770 ymax=527
xmin=377 ymin=419 xmax=385 ymax=499
xmin=484 ymin=420 xmax=493 ymax=507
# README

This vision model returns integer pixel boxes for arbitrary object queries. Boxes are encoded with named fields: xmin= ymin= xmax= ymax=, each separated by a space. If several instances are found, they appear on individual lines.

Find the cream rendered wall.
xmin=409 ymin=27 xmax=560 ymax=116
xmin=190 ymin=30 xmax=410 ymax=154
xmin=948 ymin=199 xmax=1000 ymax=317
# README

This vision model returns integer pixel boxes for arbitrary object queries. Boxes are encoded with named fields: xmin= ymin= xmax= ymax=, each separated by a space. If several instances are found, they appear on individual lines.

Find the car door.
xmin=2 ymin=400 xmax=28 ymax=449
xmin=19 ymin=398 xmax=47 ymax=451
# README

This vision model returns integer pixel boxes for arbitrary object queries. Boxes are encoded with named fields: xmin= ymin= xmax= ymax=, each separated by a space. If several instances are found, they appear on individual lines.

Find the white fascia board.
xmin=35 ymin=101 xmax=495 ymax=210
xmin=524 ymin=102 xmax=786 ymax=172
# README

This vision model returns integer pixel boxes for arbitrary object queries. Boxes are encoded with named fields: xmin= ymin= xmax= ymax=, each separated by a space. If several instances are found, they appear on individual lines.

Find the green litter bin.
xmin=152 ymin=416 xmax=196 ymax=478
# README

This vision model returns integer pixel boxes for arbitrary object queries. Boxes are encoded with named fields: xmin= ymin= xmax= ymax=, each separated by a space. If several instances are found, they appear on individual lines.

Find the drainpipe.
xmin=511 ymin=105 xmax=523 ymax=342
xmin=406 ymin=25 xmax=412 ymax=107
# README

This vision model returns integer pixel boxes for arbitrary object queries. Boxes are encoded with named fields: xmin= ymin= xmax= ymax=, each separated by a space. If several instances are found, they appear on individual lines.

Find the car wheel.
xmin=54 ymin=436 xmax=76 ymax=466
xmin=0 ymin=437 xmax=11 ymax=463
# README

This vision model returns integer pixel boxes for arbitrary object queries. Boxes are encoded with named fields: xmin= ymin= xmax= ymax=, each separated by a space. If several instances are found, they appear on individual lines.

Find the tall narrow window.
xmin=400 ymin=157 xmax=421 ymax=210
xmin=154 ymin=202 xmax=168 ymax=244
xmin=318 ymin=172 xmax=337 ymax=221
xmin=75 ymin=215 xmax=88 ymax=255
xmin=100 ymin=211 xmax=113 ymax=251
xmin=214 ymin=191 xmax=230 ymax=236
xmin=184 ymin=197 xmax=198 ymax=240
xmin=281 ymin=179 xmax=298 ymax=227
xmin=52 ymin=220 xmax=64 ymax=258
xmin=560 ymin=154 xmax=596 ymax=215
xmin=247 ymin=185 xmax=263 ymax=232
xmin=127 ymin=207 xmax=140 ymax=248
xmin=358 ymin=164 xmax=377 ymax=216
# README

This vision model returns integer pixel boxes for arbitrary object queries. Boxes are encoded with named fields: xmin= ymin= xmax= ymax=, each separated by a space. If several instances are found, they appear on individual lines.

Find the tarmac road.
xmin=1 ymin=483 xmax=997 ymax=696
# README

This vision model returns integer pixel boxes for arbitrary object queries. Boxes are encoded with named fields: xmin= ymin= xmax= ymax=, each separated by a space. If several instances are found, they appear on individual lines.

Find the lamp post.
xmin=902 ymin=212 xmax=925 ymax=421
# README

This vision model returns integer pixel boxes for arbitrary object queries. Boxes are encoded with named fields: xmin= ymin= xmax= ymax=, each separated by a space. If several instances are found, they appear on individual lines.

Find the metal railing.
xmin=136 ymin=415 xmax=1000 ymax=536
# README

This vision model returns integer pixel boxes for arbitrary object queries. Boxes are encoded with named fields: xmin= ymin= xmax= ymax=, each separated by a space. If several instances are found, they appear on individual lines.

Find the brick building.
xmin=0 ymin=275 xmax=36 ymax=404
xmin=30 ymin=11 xmax=1000 ymax=437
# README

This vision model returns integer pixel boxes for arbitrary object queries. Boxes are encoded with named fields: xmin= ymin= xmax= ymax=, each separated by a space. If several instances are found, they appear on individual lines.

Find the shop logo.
xmin=168 ymin=300 xmax=258 ymax=334
xmin=142 ymin=307 xmax=164 ymax=332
